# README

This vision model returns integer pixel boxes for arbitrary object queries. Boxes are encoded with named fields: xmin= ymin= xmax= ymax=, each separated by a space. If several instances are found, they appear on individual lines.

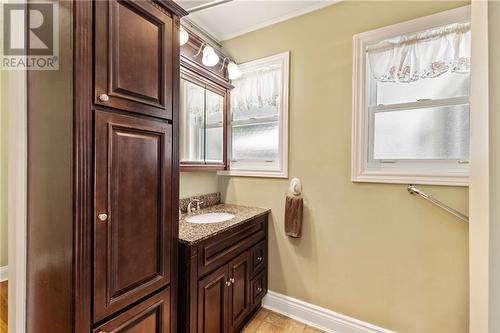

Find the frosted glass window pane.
xmin=373 ymin=105 xmax=469 ymax=160
xmin=180 ymin=79 xmax=204 ymax=162
xmin=376 ymin=72 xmax=470 ymax=105
xmin=232 ymin=122 xmax=278 ymax=161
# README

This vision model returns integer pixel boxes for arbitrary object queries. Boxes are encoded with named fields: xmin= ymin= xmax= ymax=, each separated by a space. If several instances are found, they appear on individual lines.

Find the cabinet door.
xmin=93 ymin=287 xmax=171 ymax=333
xmin=179 ymin=70 xmax=227 ymax=171
xmin=228 ymin=251 xmax=251 ymax=332
xmin=95 ymin=0 xmax=173 ymax=119
xmin=197 ymin=266 xmax=229 ymax=333
xmin=204 ymin=85 xmax=225 ymax=165
xmin=94 ymin=110 xmax=173 ymax=322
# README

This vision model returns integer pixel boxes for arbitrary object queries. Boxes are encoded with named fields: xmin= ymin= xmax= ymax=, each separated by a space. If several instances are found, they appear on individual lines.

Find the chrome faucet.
xmin=187 ymin=199 xmax=204 ymax=213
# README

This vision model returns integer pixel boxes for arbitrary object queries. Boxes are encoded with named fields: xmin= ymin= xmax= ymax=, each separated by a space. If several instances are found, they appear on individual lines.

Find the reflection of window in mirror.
xmin=205 ymin=89 xmax=224 ymax=163
xmin=180 ymin=79 xmax=205 ymax=163
xmin=352 ymin=6 xmax=470 ymax=186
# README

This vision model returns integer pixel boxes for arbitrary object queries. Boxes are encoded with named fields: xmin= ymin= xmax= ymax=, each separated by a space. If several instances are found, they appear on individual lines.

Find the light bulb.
xmin=227 ymin=61 xmax=242 ymax=80
xmin=202 ymin=46 xmax=219 ymax=67
xmin=180 ymin=26 xmax=189 ymax=46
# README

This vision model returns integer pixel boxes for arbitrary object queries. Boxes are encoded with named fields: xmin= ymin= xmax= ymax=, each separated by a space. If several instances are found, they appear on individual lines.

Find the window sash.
xmin=366 ymin=105 xmax=470 ymax=164
xmin=229 ymin=118 xmax=280 ymax=163
xmin=366 ymin=64 xmax=470 ymax=164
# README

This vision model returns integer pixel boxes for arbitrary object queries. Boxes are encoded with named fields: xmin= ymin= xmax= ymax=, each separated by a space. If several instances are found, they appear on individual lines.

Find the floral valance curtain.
xmin=367 ymin=22 xmax=471 ymax=83
xmin=231 ymin=66 xmax=281 ymax=111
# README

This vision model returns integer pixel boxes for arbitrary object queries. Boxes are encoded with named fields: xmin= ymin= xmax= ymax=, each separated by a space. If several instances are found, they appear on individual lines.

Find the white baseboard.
xmin=0 ymin=265 xmax=7 ymax=282
xmin=262 ymin=291 xmax=395 ymax=333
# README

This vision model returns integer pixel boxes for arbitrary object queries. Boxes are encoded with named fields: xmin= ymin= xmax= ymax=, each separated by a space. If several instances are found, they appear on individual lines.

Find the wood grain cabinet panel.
xmin=250 ymin=241 xmax=266 ymax=276
xmin=95 ymin=0 xmax=173 ymax=119
xmin=93 ymin=287 xmax=171 ymax=333
xmin=94 ymin=110 xmax=173 ymax=322
xmin=197 ymin=266 xmax=229 ymax=333
xmin=228 ymin=252 xmax=250 ymax=332
xmin=250 ymin=270 xmax=267 ymax=309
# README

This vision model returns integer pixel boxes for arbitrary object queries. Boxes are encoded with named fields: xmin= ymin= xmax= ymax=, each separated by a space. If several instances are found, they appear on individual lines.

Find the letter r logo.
xmin=3 ymin=3 xmax=54 ymax=56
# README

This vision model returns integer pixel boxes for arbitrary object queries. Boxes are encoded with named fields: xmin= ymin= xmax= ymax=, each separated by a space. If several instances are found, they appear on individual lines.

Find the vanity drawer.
xmin=250 ymin=269 xmax=267 ymax=308
xmin=197 ymin=215 xmax=267 ymax=277
xmin=250 ymin=240 xmax=266 ymax=276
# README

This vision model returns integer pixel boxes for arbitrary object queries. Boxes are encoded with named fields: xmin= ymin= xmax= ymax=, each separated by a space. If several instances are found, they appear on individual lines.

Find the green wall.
xmin=219 ymin=1 xmax=470 ymax=332
xmin=180 ymin=172 xmax=218 ymax=199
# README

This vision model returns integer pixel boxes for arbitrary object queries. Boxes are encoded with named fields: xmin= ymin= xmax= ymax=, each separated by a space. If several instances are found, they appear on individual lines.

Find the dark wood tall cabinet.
xmin=26 ymin=1 xmax=187 ymax=332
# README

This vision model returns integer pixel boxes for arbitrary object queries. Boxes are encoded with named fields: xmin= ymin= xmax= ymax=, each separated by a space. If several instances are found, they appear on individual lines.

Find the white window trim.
xmin=351 ymin=5 xmax=471 ymax=186
xmin=218 ymin=51 xmax=290 ymax=179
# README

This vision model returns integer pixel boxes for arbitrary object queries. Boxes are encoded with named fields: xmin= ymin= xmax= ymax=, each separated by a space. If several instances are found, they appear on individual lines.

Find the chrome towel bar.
xmin=407 ymin=185 xmax=469 ymax=223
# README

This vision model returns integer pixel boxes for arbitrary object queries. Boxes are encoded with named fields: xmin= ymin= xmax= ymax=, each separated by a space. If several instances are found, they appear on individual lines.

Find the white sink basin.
xmin=186 ymin=212 xmax=235 ymax=224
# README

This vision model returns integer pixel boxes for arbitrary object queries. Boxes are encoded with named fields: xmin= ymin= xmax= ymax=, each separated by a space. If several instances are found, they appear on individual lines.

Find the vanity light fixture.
xmin=180 ymin=25 xmax=189 ymax=46
xmin=221 ymin=57 xmax=242 ymax=80
xmin=202 ymin=45 xmax=219 ymax=67
xmin=227 ymin=61 xmax=242 ymax=79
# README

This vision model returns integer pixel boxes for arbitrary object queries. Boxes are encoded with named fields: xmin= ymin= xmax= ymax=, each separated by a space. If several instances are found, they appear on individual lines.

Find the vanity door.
xmin=227 ymin=252 xmax=251 ymax=332
xmin=93 ymin=110 xmax=173 ymax=322
xmin=95 ymin=0 xmax=173 ymax=119
xmin=197 ymin=266 xmax=229 ymax=333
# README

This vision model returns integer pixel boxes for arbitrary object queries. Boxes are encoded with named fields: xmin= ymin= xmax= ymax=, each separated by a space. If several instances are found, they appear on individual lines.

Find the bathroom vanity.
xmin=178 ymin=201 xmax=270 ymax=333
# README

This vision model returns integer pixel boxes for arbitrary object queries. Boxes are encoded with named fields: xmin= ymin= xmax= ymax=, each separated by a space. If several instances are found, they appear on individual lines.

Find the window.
xmin=219 ymin=52 xmax=289 ymax=178
xmin=352 ymin=6 xmax=471 ymax=186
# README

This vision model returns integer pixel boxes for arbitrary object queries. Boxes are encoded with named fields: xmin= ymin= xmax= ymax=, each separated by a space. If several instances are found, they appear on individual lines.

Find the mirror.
xmin=180 ymin=79 xmax=205 ymax=162
xmin=180 ymin=74 xmax=227 ymax=170
xmin=205 ymin=89 xmax=224 ymax=163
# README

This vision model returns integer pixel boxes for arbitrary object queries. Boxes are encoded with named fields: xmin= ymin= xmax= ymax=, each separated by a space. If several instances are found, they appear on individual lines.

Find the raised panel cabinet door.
xmin=94 ymin=110 xmax=173 ymax=322
xmin=95 ymin=0 xmax=174 ymax=119
xmin=228 ymin=251 xmax=250 ymax=332
xmin=93 ymin=287 xmax=171 ymax=333
xmin=197 ymin=266 xmax=229 ymax=333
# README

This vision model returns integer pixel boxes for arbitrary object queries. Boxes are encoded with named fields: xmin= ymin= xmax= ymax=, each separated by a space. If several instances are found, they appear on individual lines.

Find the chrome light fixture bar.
xmin=187 ymin=0 xmax=234 ymax=13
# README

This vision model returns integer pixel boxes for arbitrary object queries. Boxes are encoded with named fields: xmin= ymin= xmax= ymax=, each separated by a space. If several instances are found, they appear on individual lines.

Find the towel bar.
xmin=407 ymin=185 xmax=469 ymax=223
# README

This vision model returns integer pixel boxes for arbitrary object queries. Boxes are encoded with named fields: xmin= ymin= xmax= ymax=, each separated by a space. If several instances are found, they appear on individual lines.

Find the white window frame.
xmin=351 ymin=6 xmax=471 ymax=186
xmin=218 ymin=52 xmax=289 ymax=178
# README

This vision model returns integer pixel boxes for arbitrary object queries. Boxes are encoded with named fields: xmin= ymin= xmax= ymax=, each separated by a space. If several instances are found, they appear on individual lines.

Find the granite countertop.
xmin=179 ymin=204 xmax=270 ymax=245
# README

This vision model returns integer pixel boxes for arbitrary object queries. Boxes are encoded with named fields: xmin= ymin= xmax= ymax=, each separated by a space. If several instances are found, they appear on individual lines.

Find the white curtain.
xmin=231 ymin=66 xmax=281 ymax=111
xmin=184 ymin=83 xmax=204 ymax=117
xmin=367 ymin=22 xmax=470 ymax=83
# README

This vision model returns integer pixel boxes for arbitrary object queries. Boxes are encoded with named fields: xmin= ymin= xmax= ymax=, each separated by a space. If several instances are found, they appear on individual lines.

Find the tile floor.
xmin=241 ymin=308 xmax=326 ymax=333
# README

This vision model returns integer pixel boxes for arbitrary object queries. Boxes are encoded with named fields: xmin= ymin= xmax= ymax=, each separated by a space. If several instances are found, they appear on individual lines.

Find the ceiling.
xmin=175 ymin=0 xmax=339 ymax=41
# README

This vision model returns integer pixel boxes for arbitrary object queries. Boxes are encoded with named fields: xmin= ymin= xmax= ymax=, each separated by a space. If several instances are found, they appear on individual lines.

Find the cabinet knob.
xmin=99 ymin=94 xmax=109 ymax=102
xmin=98 ymin=213 xmax=108 ymax=221
xmin=257 ymin=287 xmax=263 ymax=293
xmin=257 ymin=256 xmax=263 ymax=262
xmin=225 ymin=281 xmax=231 ymax=287
xmin=229 ymin=278 xmax=235 ymax=284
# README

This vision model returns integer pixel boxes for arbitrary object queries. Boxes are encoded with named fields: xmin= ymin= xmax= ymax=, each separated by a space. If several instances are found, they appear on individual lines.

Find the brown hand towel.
xmin=285 ymin=195 xmax=303 ymax=238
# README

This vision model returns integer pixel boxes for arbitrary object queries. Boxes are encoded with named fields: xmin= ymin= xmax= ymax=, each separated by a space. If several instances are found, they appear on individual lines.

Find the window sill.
xmin=217 ymin=169 xmax=288 ymax=179
xmin=351 ymin=170 xmax=469 ymax=186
